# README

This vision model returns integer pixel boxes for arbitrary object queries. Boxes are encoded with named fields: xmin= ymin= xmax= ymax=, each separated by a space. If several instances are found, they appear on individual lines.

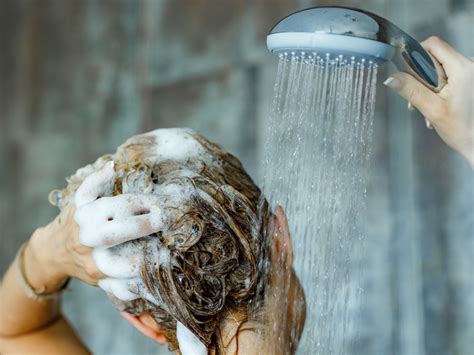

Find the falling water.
xmin=260 ymin=53 xmax=378 ymax=354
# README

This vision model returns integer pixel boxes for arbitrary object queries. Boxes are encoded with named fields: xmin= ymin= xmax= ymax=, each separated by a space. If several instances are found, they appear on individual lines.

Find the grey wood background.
xmin=1 ymin=0 xmax=473 ymax=354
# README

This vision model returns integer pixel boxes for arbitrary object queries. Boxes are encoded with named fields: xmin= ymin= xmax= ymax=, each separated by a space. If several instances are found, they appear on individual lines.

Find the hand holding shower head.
xmin=267 ymin=6 xmax=447 ymax=92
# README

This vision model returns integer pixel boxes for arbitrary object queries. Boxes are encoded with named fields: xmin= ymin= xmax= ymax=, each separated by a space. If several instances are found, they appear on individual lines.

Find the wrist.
xmin=25 ymin=227 xmax=69 ymax=292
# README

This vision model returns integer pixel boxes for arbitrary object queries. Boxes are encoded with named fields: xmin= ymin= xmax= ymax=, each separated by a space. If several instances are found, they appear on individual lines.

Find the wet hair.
xmin=49 ymin=129 xmax=270 ymax=352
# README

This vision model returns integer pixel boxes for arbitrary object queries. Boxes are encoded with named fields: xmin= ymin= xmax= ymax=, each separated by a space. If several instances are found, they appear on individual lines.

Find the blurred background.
xmin=0 ymin=0 xmax=473 ymax=354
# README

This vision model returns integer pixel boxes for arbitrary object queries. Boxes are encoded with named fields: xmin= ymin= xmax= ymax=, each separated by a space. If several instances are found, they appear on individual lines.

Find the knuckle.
xmin=427 ymin=35 xmax=441 ymax=44
xmin=65 ymin=204 xmax=76 ymax=217
xmin=404 ymin=85 xmax=418 ymax=100
xmin=138 ymin=218 xmax=152 ymax=233
xmin=85 ymin=263 xmax=101 ymax=279
xmin=72 ymin=235 xmax=92 ymax=254
xmin=72 ymin=236 xmax=86 ymax=251
xmin=83 ymin=276 xmax=98 ymax=286
xmin=74 ymin=207 xmax=85 ymax=223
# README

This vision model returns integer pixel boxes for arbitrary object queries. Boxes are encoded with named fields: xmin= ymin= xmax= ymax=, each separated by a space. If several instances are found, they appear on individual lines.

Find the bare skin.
xmin=384 ymin=36 xmax=474 ymax=167
xmin=0 ymin=204 xmax=101 ymax=353
xmin=0 ymin=201 xmax=302 ymax=354
xmin=5 ymin=35 xmax=469 ymax=354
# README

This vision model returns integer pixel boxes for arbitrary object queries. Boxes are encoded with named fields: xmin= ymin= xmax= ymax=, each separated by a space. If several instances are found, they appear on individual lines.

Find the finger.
xmin=102 ymin=194 xmax=161 ymax=219
xmin=93 ymin=243 xmax=144 ymax=278
xmin=93 ymin=238 xmax=165 ymax=279
xmin=84 ymin=256 xmax=108 ymax=281
xmin=408 ymin=102 xmax=416 ymax=111
xmin=120 ymin=312 xmax=167 ymax=344
xmin=99 ymin=277 xmax=161 ymax=305
xmin=120 ymin=312 xmax=156 ymax=339
xmin=120 ymin=312 xmax=141 ymax=326
xmin=75 ymin=161 xmax=115 ymax=207
xmin=75 ymin=194 xmax=162 ymax=224
xmin=421 ymin=36 xmax=469 ymax=74
xmin=79 ymin=213 xmax=163 ymax=247
xmin=98 ymin=278 xmax=141 ymax=301
xmin=384 ymin=72 xmax=446 ymax=124
xmin=75 ymin=195 xmax=163 ymax=247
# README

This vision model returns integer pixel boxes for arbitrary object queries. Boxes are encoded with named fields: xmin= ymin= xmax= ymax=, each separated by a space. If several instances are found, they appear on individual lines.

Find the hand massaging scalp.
xmin=54 ymin=129 xmax=224 ymax=353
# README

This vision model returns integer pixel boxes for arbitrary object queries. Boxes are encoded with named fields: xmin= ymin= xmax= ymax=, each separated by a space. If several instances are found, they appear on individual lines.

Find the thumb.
xmin=75 ymin=161 xmax=115 ymax=207
xmin=384 ymin=72 xmax=445 ymax=124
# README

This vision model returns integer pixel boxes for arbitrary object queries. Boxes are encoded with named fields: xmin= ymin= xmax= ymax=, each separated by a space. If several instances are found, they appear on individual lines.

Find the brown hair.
xmin=50 ymin=129 xmax=270 ymax=352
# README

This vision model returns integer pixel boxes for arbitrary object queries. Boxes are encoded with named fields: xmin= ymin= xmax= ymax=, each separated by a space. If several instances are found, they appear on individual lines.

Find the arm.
xmin=384 ymin=36 xmax=474 ymax=167
xmin=0 ymin=318 xmax=90 ymax=355
xmin=0 ymin=207 xmax=91 ymax=354
xmin=0 ymin=162 xmax=163 ymax=353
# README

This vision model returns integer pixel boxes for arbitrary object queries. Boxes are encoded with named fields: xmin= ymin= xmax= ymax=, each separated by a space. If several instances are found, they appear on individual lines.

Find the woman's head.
xmin=50 ymin=128 xmax=271 ymax=351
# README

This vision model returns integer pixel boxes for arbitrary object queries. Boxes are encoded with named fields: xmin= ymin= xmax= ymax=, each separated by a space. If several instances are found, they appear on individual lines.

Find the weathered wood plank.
xmin=1 ymin=1 xmax=472 ymax=355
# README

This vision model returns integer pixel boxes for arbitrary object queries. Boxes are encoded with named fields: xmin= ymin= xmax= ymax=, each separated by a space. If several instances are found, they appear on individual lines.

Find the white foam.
xmin=98 ymin=277 xmax=163 ymax=306
xmin=74 ymin=161 xmax=115 ymax=207
xmin=130 ymin=278 xmax=164 ymax=307
xmin=93 ymin=243 xmax=143 ymax=279
xmin=153 ymin=182 xmax=196 ymax=204
xmin=176 ymin=321 xmax=207 ymax=355
xmin=144 ymin=128 xmax=207 ymax=163
xmin=98 ymin=278 xmax=140 ymax=302
xmin=158 ymin=247 xmax=171 ymax=265
xmin=75 ymin=194 xmax=164 ymax=247
xmin=68 ymin=128 xmax=227 ymax=324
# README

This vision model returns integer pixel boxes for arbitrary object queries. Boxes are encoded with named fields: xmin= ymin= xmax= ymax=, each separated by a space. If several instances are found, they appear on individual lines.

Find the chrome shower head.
xmin=267 ymin=6 xmax=446 ymax=92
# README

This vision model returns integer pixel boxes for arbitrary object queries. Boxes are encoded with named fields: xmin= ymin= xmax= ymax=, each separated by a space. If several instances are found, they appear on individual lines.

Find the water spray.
xmin=260 ymin=6 xmax=401 ymax=354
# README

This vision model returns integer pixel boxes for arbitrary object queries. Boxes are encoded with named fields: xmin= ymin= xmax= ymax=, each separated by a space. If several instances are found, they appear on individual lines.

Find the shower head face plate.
xmin=267 ymin=32 xmax=394 ymax=64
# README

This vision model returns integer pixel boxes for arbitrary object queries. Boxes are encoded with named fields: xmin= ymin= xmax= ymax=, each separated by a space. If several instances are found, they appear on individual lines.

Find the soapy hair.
xmin=49 ymin=129 xmax=270 ymax=352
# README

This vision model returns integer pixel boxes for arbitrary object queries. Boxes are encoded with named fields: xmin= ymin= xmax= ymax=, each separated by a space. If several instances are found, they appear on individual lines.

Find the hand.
xmin=25 ymin=162 xmax=163 ymax=295
xmin=384 ymin=36 xmax=474 ymax=167
xmin=26 ymin=204 xmax=105 ymax=290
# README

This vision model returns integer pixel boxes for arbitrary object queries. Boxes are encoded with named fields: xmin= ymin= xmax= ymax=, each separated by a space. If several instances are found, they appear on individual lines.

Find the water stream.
xmin=261 ymin=53 xmax=378 ymax=354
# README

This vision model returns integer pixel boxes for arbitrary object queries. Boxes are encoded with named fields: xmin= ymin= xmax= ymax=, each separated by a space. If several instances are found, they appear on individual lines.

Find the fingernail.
xmin=383 ymin=76 xmax=402 ymax=90
xmin=425 ymin=118 xmax=434 ymax=129
xmin=408 ymin=102 xmax=416 ymax=111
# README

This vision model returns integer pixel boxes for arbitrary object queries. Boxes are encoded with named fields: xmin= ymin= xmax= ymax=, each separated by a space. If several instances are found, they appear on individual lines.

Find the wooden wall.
xmin=1 ymin=0 xmax=472 ymax=354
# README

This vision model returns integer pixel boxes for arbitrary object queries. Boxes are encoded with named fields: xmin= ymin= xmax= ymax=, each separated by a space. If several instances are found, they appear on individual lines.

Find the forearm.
xmin=0 ymin=228 xmax=67 ymax=336
xmin=0 ymin=316 xmax=90 ymax=355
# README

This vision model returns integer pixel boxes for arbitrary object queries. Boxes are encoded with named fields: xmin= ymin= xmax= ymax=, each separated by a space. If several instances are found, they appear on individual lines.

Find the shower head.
xmin=267 ymin=6 xmax=446 ymax=92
